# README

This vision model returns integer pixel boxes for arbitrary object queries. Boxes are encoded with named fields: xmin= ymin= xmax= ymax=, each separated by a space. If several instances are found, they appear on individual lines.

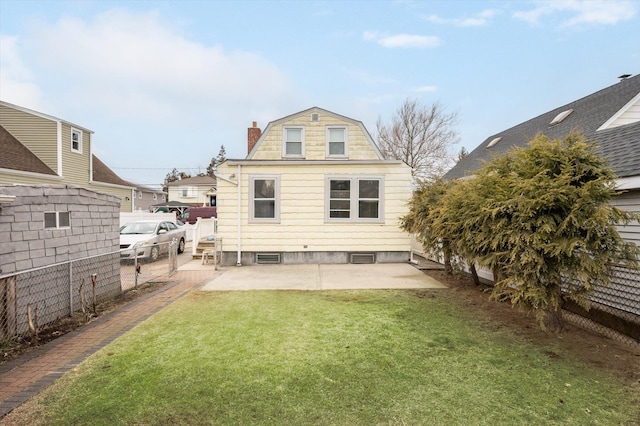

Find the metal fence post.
xmin=69 ymin=261 xmax=73 ymax=317
xmin=134 ymin=252 xmax=139 ymax=289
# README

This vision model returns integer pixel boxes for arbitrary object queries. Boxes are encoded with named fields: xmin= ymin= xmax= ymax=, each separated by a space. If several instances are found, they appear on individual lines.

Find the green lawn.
xmin=21 ymin=290 xmax=638 ymax=425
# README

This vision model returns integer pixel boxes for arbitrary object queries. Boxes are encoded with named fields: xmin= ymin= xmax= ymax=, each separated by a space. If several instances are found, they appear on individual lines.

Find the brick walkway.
xmin=0 ymin=269 xmax=216 ymax=419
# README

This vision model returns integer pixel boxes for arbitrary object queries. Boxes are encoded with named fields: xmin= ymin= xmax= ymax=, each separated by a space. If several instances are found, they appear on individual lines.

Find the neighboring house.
xmin=0 ymin=184 xmax=122 ymax=338
xmin=0 ymin=100 xmax=135 ymax=212
xmin=127 ymin=181 xmax=167 ymax=211
xmin=443 ymin=75 xmax=640 ymax=333
xmin=444 ymin=74 xmax=640 ymax=248
xmin=215 ymin=107 xmax=412 ymax=266
xmin=167 ymin=175 xmax=217 ymax=207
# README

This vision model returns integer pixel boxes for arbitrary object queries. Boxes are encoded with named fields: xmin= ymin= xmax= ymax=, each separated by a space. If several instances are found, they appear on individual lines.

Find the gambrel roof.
xmin=445 ymin=75 xmax=640 ymax=180
xmin=247 ymin=106 xmax=384 ymax=160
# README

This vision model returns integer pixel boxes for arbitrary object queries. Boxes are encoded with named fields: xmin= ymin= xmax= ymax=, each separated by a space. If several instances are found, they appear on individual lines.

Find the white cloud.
xmin=423 ymin=9 xmax=500 ymax=27
xmin=0 ymin=35 xmax=45 ymax=110
xmin=363 ymin=31 xmax=441 ymax=48
xmin=513 ymin=0 xmax=636 ymax=27
xmin=415 ymin=86 xmax=437 ymax=93
xmin=11 ymin=9 xmax=296 ymax=123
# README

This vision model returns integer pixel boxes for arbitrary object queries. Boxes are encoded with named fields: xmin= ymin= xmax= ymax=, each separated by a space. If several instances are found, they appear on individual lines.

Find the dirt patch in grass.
xmin=1 ymin=280 xmax=172 ymax=365
xmin=423 ymin=268 xmax=640 ymax=390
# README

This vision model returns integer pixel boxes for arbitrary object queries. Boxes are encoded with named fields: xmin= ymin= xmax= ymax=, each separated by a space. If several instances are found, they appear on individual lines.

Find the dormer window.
xmin=487 ymin=137 xmax=502 ymax=148
xmin=549 ymin=109 xmax=573 ymax=126
xmin=326 ymin=126 xmax=348 ymax=158
xmin=283 ymin=127 xmax=305 ymax=158
xmin=71 ymin=128 xmax=82 ymax=153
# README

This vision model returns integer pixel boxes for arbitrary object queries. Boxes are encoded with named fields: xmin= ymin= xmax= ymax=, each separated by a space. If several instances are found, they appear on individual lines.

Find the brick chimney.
xmin=247 ymin=121 xmax=261 ymax=154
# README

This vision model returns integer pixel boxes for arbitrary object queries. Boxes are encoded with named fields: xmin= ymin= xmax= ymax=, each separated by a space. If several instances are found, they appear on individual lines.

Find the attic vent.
xmin=549 ymin=109 xmax=573 ymax=126
xmin=256 ymin=253 xmax=281 ymax=264
xmin=350 ymin=253 xmax=376 ymax=264
xmin=311 ymin=113 xmax=319 ymax=122
xmin=486 ymin=137 xmax=502 ymax=148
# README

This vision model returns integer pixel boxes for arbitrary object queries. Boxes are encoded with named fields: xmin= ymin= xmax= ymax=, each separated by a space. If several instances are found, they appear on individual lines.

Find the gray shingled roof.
xmin=444 ymin=75 xmax=640 ymax=180
xmin=0 ymin=124 xmax=58 ymax=176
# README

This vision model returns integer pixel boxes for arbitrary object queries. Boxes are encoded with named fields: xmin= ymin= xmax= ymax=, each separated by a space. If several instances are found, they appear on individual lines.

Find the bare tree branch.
xmin=376 ymin=99 xmax=459 ymax=182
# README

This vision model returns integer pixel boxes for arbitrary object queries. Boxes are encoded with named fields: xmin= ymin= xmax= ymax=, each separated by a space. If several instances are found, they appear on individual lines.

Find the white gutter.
xmin=616 ymin=176 xmax=640 ymax=191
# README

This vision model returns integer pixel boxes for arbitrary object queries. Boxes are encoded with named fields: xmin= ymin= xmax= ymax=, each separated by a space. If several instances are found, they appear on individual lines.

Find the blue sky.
xmin=1 ymin=0 xmax=638 ymax=189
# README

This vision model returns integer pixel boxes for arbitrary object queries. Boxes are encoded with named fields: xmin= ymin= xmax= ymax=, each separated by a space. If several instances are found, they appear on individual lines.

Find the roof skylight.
xmin=549 ymin=109 xmax=573 ymax=126
xmin=486 ymin=137 xmax=502 ymax=148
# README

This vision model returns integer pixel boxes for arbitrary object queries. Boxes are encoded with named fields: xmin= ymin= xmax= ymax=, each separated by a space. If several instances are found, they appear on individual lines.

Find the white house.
xmin=215 ymin=107 xmax=413 ymax=265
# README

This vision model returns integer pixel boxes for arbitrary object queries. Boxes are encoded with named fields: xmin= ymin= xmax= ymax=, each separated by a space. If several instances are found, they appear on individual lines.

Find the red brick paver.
xmin=0 ymin=269 xmax=215 ymax=419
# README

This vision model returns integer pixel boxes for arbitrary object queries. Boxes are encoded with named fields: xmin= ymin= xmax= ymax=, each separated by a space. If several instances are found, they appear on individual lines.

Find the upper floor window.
xmin=250 ymin=175 xmax=280 ymax=223
xmin=44 ymin=211 xmax=70 ymax=229
xmin=71 ymin=128 xmax=82 ymax=153
xmin=138 ymin=191 xmax=142 ymax=199
xmin=179 ymin=186 xmax=197 ymax=198
xmin=153 ymin=193 xmax=158 ymax=201
xmin=326 ymin=176 xmax=383 ymax=223
xmin=326 ymin=127 xmax=347 ymax=158
xmin=283 ymin=127 xmax=304 ymax=158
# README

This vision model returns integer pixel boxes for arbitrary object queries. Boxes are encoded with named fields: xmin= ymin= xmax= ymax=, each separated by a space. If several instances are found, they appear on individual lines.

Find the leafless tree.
xmin=376 ymin=99 xmax=459 ymax=182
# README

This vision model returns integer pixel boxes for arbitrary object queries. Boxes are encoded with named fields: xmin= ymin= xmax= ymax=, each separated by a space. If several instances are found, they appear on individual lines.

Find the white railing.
xmin=191 ymin=217 xmax=218 ymax=256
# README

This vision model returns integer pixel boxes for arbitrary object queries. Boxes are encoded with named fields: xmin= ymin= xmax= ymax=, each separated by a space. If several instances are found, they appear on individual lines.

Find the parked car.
xmin=120 ymin=220 xmax=186 ymax=261
xmin=180 ymin=206 xmax=217 ymax=224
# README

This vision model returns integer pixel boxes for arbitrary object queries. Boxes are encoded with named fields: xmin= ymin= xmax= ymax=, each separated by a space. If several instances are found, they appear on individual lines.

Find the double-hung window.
xmin=326 ymin=126 xmax=347 ymax=158
xmin=283 ymin=127 xmax=304 ymax=158
xmin=250 ymin=175 xmax=280 ymax=222
xmin=71 ymin=128 xmax=82 ymax=153
xmin=326 ymin=176 xmax=383 ymax=222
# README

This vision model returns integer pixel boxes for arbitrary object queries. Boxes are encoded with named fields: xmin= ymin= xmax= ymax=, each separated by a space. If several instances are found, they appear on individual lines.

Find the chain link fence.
xmin=563 ymin=264 xmax=640 ymax=347
xmin=1 ymin=240 xmax=179 ymax=344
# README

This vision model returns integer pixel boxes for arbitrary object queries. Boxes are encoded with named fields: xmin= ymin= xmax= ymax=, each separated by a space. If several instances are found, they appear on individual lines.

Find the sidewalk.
xmin=0 ymin=267 xmax=217 ymax=419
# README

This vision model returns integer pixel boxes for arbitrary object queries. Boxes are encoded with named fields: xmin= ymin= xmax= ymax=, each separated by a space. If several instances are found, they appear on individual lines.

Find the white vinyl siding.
xmin=250 ymin=109 xmax=381 ymax=161
xmin=216 ymin=162 xmax=410 ymax=253
xmin=610 ymin=189 xmax=640 ymax=246
xmin=283 ymin=127 xmax=305 ymax=158
xmin=249 ymin=175 xmax=280 ymax=223
xmin=180 ymin=186 xmax=198 ymax=198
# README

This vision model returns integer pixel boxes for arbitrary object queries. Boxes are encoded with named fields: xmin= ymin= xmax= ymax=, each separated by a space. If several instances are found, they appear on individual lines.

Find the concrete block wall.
xmin=0 ymin=184 xmax=121 ymax=275
xmin=1 ymin=184 xmax=122 ymax=337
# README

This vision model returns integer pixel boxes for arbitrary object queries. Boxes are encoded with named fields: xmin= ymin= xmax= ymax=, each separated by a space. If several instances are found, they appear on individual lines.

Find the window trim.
xmin=282 ymin=126 xmax=305 ymax=158
xmin=326 ymin=126 xmax=348 ymax=159
xmin=325 ymin=175 xmax=384 ymax=223
xmin=249 ymin=174 xmax=281 ymax=223
xmin=44 ymin=211 xmax=71 ymax=229
xmin=71 ymin=128 xmax=83 ymax=154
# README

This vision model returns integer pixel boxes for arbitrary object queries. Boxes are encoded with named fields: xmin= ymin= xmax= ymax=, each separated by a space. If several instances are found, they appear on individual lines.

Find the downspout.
xmin=213 ymin=165 xmax=241 ymax=266
xmin=236 ymin=164 xmax=242 ymax=266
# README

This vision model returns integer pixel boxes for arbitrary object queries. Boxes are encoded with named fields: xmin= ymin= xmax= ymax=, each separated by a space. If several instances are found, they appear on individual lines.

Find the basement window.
xmin=487 ymin=137 xmax=502 ymax=148
xmin=44 ymin=211 xmax=70 ymax=229
xmin=549 ymin=109 xmax=573 ymax=126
